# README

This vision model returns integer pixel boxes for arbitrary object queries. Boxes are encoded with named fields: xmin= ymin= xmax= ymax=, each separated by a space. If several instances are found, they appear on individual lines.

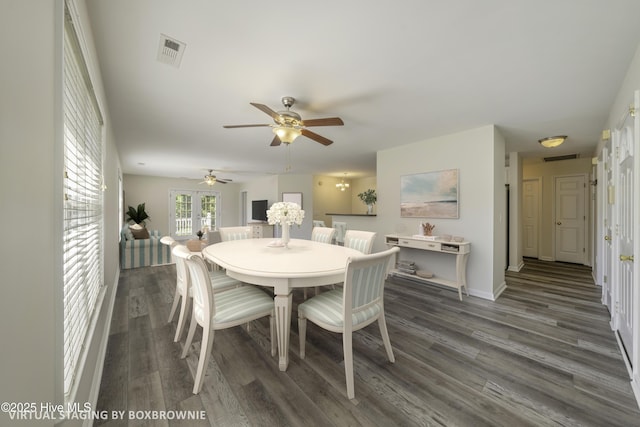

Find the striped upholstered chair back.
xmin=333 ymin=221 xmax=347 ymax=245
xmin=173 ymin=249 xmax=276 ymax=394
xmin=311 ymin=226 xmax=336 ymax=244
xmin=297 ymin=246 xmax=400 ymax=399
xmin=344 ymin=230 xmax=377 ymax=254
xmin=219 ymin=226 xmax=252 ymax=241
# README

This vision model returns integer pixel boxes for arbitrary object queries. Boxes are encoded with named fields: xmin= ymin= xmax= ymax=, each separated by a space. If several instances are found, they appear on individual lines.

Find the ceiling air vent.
xmin=157 ymin=34 xmax=186 ymax=68
xmin=543 ymin=154 xmax=579 ymax=162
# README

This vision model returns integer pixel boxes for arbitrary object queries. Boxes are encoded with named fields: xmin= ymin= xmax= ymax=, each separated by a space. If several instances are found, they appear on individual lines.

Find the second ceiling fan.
xmin=223 ymin=96 xmax=344 ymax=146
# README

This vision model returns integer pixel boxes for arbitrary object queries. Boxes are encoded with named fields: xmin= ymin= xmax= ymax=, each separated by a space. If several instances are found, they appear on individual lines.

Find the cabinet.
xmin=385 ymin=234 xmax=470 ymax=300
xmin=250 ymin=223 xmax=274 ymax=238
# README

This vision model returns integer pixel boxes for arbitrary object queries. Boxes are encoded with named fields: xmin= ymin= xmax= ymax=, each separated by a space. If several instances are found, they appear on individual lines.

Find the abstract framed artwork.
xmin=401 ymin=169 xmax=459 ymax=218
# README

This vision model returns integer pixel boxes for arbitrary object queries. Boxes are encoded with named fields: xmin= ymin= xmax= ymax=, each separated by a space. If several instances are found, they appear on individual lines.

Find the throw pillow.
xmin=129 ymin=224 xmax=150 ymax=239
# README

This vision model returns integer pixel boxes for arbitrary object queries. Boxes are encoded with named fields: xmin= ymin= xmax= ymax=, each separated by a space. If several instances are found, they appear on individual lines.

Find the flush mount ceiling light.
xmin=538 ymin=135 xmax=567 ymax=148
xmin=336 ymin=174 xmax=350 ymax=191
xmin=273 ymin=126 xmax=302 ymax=144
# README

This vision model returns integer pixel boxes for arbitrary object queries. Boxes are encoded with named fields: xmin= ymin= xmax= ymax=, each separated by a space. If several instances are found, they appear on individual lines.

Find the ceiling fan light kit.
xmin=538 ymin=135 xmax=567 ymax=148
xmin=273 ymin=126 xmax=302 ymax=144
xmin=224 ymin=96 xmax=344 ymax=146
xmin=200 ymin=169 xmax=231 ymax=186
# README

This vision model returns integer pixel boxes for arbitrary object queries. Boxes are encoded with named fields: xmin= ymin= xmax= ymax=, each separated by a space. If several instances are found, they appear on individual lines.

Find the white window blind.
xmin=63 ymin=5 xmax=104 ymax=396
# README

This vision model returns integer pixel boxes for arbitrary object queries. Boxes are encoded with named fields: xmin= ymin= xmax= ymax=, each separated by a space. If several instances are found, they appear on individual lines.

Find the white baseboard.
xmin=539 ymin=256 xmax=554 ymax=262
xmin=631 ymin=375 xmax=640 ymax=411
xmin=469 ymin=281 xmax=506 ymax=301
xmin=507 ymin=261 xmax=525 ymax=272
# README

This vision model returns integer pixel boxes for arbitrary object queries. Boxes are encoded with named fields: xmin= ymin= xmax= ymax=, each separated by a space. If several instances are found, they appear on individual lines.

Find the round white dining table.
xmin=202 ymin=238 xmax=362 ymax=371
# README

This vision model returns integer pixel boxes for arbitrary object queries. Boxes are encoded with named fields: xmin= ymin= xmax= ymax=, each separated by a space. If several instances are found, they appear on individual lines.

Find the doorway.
xmin=522 ymin=178 xmax=541 ymax=258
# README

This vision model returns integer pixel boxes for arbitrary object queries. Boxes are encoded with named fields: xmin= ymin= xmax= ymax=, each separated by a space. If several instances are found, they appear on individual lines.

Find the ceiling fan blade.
xmin=270 ymin=135 xmax=282 ymax=146
xmin=223 ymin=124 xmax=271 ymax=128
xmin=302 ymin=117 xmax=344 ymax=127
xmin=250 ymin=102 xmax=280 ymax=120
xmin=301 ymin=129 xmax=333 ymax=146
xmin=217 ymin=178 xmax=232 ymax=184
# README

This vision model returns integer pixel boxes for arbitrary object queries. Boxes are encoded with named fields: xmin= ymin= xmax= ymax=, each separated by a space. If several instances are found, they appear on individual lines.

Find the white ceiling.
xmin=85 ymin=0 xmax=640 ymax=183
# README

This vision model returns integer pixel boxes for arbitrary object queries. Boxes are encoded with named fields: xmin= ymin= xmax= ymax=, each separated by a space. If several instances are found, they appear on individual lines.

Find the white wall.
xmin=0 ymin=1 xmax=122 ymax=425
xmin=0 ymin=1 xmax=58 ymax=417
xmin=239 ymin=174 xmax=279 ymax=225
xmin=275 ymin=174 xmax=314 ymax=239
xmin=123 ymin=174 xmax=247 ymax=235
xmin=376 ymin=125 xmax=506 ymax=300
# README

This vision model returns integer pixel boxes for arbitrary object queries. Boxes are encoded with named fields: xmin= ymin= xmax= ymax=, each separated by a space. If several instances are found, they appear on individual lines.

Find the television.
xmin=251 ymin=199 xmax=268 ymax=222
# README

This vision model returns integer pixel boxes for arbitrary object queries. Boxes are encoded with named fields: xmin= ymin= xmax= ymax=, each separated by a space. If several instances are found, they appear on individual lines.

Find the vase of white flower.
xmin=267 ymin=201 xmax=305 ymax=248
xmin=281 ymin=222 xmax=290 ymax=246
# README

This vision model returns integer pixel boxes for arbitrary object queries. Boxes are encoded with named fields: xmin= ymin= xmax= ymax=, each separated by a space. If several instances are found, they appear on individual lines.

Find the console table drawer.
xmin=398 ymin=238 xmax=441 ymax=251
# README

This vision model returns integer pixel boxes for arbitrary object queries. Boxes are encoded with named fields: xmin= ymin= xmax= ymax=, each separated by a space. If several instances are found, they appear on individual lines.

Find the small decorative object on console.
xmin=421 ymin=222 xmax=436 ymax=236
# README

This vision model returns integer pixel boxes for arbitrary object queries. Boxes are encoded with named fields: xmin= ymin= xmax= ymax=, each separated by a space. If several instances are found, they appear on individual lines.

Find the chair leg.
xmin=181 ymin=312 xmax=198 ymax=359
xmin=378 ymin=313 xmax=395 ymax=363
xmin=193 ymin=327 xmax=214 ymax=394
xmin=269 ymin=313 xmax=276 ymax=357
xmin=343 ymin=331 xmax=355 ymax=399
xmin=167 ymin=288 xmax=181 ymax=323
xmin=174 ymin=294 xmax=191 ymax=342
xmin=298 ymin=316 xmax=307 ymax=359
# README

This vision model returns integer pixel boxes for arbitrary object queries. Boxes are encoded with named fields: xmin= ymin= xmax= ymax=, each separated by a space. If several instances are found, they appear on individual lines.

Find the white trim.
xmin=84 ymin=269 xmax=119 ymax=427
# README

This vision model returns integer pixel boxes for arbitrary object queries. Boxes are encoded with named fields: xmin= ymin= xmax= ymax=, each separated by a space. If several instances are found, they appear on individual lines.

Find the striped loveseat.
xmin=120 ymin=227 xmax=172 ymax=269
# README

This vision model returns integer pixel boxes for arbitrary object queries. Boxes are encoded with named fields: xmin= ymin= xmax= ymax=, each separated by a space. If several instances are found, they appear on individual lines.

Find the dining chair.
xmin=344 ymin=230 xmax=377 ymax=254
xmin=218 ymin=226 xmax=253 ymax=241
xmin=313 ymin=220 xmax=326 ymax=228
xmin=174 ymin=247 xmax=276 ymax=394
xmin=333 ymin=221 xmax=347 ymax=245
xmin=169 ymin=245 xmax=242 ymax=343
xmin=160 ymin=235 xmax=175 ymax=246
xmin=297 ymin=246 xmax=400 ymax=399
xmin=306 ymin=226 xmax=339 ymax=298
xmin=311 ymin=226 xmax=336 ymax=244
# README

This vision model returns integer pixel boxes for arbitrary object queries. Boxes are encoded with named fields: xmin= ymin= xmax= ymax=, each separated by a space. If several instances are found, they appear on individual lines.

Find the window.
xmin=170 ymin=189 xmax=221 ymax=238
xmin=63 ymin=4 xmax=104 ymax=396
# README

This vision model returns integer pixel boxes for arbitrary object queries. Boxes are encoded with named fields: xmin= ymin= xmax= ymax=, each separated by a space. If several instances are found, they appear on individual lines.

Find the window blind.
xmin=63 ymin=6 xmax=104 ymax=396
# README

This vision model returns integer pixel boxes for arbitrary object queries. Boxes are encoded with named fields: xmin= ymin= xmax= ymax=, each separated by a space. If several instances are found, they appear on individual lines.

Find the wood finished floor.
xmin=96 ymin=259 xmax=640 ymax=426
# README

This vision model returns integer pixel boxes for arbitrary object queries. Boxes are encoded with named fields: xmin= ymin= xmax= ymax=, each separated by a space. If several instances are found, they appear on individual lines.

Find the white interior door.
xmin=522 ymin=178 xmax=540 ymax=258
xmin=600 ymin=145 xmax=614 ymax=312
xmin=554 ymin=175 xmax=586 ymax=264
xmin=613 ymin=102 xmax=636 ymax=359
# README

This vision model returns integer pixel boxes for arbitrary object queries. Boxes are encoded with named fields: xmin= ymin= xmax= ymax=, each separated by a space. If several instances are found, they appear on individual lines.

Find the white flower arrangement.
xmin=267 ymin=202 xmax=305 ymax=226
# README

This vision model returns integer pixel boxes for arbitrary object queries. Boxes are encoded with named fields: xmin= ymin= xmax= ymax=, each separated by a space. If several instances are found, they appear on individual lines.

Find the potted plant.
xmin=357 ymin=189 xmax=377 ymax=214
xmin=126 ymin=203 xmax=151 ymax=225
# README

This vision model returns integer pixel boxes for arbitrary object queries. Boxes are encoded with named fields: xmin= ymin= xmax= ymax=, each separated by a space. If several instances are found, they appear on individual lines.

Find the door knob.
xmin=605 ymin=235 xmax=611 ymax=241
xmin=619 ymin=255 xmax=634 ymax=262
xmin=556 ymin=221 xmax=562 ymax=225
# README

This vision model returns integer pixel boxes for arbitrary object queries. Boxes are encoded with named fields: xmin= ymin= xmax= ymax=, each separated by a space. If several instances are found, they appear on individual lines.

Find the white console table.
xmin=385 ymin=234 xmax=470 ymax=300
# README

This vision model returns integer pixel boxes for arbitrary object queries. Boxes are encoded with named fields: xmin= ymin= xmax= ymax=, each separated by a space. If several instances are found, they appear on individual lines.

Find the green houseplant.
xmin=126 ymin=203 xmax=151 ymax=225
xmin=357 ymin=189 xmax=377 ymax=214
